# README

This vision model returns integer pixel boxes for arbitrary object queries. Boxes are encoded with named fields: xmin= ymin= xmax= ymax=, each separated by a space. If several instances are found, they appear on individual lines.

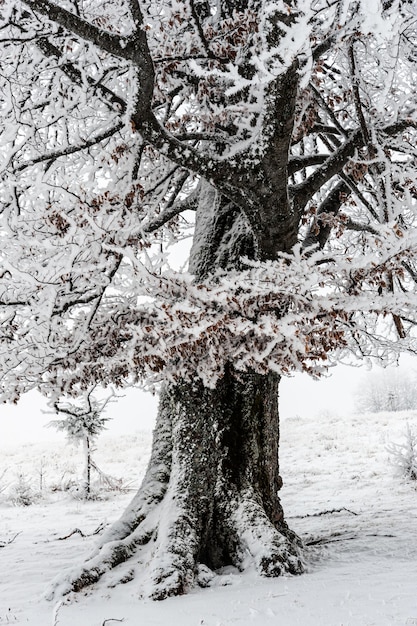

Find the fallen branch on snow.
xmin=57 ymin=522 xmax=106 ymax=540
xmin=306 ymin=532 xmax=396 ymax=546
xmin=0 ymin=531 xmax=21 ymax=548
xmin=294 ymin=507 xmax=358 ymax=518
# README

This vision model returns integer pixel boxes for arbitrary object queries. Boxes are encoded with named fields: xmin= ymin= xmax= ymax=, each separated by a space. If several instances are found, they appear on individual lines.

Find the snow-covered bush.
xmin=49 ymin=472 xmax=79 ymax=494
xmin=387 ymin=423 xmax=417 ymax=481
xmin=8 ymin=473 xmax=39 ymax=506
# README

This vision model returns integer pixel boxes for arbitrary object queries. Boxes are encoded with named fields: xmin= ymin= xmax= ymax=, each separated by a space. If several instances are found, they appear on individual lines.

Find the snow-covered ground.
xmin=1 ymin=410 xmax=417 ymax=626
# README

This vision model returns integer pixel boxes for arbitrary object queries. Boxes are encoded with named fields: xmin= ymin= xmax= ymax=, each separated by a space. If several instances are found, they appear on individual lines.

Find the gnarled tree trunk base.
xmin=46 ymin=371 xmax=304 ymax=601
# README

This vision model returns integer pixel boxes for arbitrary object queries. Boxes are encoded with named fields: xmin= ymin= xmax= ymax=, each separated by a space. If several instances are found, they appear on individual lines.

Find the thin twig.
xmin=348 ymin=42 xmax=371 ymax=147
xmin=306 ymin=532 xmax=396 ymax=546
xmin=52 ymin=600 xmax=63 ymax=626
xmin=0 ymin=531 xmax=21 ymax=548
xmin=293 ymin=507 xmax=358 ymax=519
xmin=57 ymin=522 xmax=106 ymax=541
xmin=15 ymin=121 xmax=124 ymax=172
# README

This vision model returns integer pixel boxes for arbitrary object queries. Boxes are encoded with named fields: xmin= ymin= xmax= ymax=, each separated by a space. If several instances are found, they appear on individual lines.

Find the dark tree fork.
xmin=0 ymin=0 xmax=416 ymax=600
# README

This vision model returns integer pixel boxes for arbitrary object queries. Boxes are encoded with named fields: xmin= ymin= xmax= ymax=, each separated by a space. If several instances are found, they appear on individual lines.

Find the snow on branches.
xmin=0 ymin=0 xmax=416 ymax=401
xmin=3 ymin=231 xmax=416 ymax=400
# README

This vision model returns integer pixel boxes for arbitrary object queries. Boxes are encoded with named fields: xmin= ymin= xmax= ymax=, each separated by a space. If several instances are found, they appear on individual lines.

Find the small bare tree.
xmin=49 ymin=388 xmax=113 ymax=498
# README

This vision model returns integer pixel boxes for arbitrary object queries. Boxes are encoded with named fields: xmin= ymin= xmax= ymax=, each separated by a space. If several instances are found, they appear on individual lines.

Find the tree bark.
xmin=47 ymin=183 xmax=304 ymax=601
xmin=47 ymin=369 xmax=303 ymax=600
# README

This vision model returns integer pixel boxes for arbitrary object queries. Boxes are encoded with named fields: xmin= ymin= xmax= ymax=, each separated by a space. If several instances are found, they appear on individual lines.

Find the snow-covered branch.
xmin=0 ymin=0 xmax=416 ymax=402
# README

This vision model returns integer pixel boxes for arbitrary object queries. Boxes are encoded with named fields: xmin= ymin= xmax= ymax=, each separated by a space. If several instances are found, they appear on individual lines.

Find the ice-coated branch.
xmin=143 ymin=172 xmax=198 ymax=234
xmin=125 ymin=0 xmax=144 ymax=28
xmin=15 ymin=121 xmax=124 ymax=172
xmin=52 ymin=254 xmax=123 ymax=317
xmin=293 ymin=119 xmax=417 ymax=212
xmin=35 ymin=37 xmax=127 ymax=113
xmin=292 ymin=128 xmax=362 ymax=210
xmin=189 ymin=0 xmax=215 ymax=59
xmin=302 ymin=181 xmax=350 ymax=251
xmin=23 ymin=0 xmax=132 ymax=60
xmin=23 ymin=0 xmax=155 ymax=116
xmin=288 ymin=154 xmax=329 ymax=176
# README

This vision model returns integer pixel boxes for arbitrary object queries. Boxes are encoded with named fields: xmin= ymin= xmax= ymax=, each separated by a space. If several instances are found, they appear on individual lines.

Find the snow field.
xmin=1 ymin=411 xmax=416 ymax=625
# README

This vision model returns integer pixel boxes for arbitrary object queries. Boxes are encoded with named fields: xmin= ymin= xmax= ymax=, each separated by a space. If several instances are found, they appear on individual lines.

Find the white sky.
xmin=2 ymin=358 xmax=413 ymax=445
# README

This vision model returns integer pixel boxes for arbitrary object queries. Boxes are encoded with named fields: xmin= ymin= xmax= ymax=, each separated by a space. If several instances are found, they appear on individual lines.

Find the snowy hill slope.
xmin=1 ymin=411 xmax=416 ymax=626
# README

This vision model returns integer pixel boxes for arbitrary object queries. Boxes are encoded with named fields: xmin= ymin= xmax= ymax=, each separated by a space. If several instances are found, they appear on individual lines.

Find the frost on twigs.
xmin=387 ymin=423 xmax=417 ymax=482
xmin=0 ymin=0 xmax=416 ymax=403
xmin=10 ymin=237 xmax=415 ymax=401
xmin=0 ymin=0 xmax=416 ymax=603
xmin=4 ymin=227 xmax=417 ymax=403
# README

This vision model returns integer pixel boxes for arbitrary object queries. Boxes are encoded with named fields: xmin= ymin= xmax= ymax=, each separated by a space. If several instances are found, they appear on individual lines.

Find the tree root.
xmin=305 ymin=531 xmax=396 ymax=546
xmin=229 ymin=490 xmax=304 ymax=577
xmin=46 ymin=378 xmax=305 ymax=601
xmin=47 ymin=486 xmax=304 ymax=601
xmin=148 ymin=510 xmax=200 ymax=600
xmin=45 ymin=514 xmax=156 ymax=599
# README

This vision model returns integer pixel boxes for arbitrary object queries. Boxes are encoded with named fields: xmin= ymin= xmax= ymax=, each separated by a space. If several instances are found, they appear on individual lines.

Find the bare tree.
xmin=0 ymin=0 xmax=416 ymax=600
xmin=48 ymin=387 xmax=112 ymax=497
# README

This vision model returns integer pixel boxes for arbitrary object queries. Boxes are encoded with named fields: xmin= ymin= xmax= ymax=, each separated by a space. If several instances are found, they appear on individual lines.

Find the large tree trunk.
xmin=48 ymin=369 xmax=303 ymax=600
xmin=47 ymin=183 xmax=304 ymax=601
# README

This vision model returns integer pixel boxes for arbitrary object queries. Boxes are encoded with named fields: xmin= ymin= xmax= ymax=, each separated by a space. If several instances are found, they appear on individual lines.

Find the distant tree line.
xmin=355 ymin=370 xmax=417 ymax=414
